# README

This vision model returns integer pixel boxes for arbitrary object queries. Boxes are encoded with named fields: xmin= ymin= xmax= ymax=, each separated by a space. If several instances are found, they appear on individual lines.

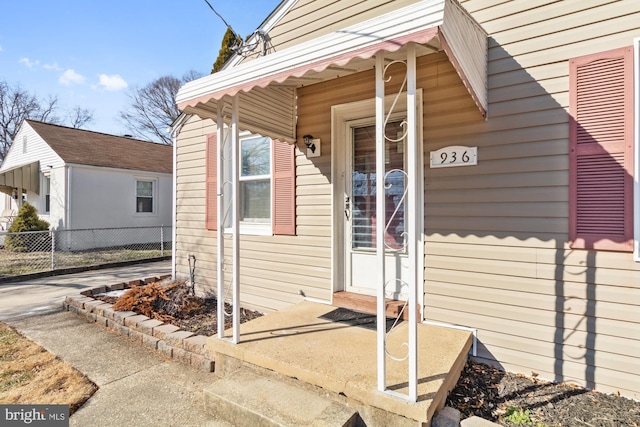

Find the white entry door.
xmin=345 ymin=120 xmax=409 ymax=299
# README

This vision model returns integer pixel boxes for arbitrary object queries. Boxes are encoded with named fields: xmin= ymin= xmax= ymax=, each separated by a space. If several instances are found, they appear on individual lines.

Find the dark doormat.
xmin=320 ymin=307 xmax=402 ymax=332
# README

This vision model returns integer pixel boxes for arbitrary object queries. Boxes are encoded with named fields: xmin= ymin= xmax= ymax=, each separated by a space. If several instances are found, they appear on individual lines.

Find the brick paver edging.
xmin=62 ymin=275 xmax=214 ymax=372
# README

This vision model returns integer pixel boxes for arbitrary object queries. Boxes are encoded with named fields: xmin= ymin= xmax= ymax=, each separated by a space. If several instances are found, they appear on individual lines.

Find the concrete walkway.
xmin=0 ymin=261 xmax=228 ymax=427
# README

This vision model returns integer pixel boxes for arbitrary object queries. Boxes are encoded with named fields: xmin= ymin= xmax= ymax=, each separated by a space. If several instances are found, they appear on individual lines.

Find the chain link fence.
xmin=0 ymin=226 xmax=171 ymax=278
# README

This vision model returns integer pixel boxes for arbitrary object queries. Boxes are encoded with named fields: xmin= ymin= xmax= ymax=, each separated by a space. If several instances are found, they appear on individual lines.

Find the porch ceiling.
xmin=0 ymin=161 xmax=39 ymax=195
xmin=176 ymin=0 xmax=487 ymax=143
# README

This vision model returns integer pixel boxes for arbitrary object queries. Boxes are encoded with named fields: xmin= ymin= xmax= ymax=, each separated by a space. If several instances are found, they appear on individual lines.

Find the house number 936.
xmin=430 ymin=146 xmax=477 ymax=168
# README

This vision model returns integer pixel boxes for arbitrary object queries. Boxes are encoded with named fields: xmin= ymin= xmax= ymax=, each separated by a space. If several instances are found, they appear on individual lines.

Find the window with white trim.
xmin=205 ymin=131 xmax=296 ymax=236
xmin=135 ymin=179 xmax=155 ymax=213
xmin=239 ymin=135 xmax=272 ymax=224
xmin=44 ymin=175 xmax=51 ymax=214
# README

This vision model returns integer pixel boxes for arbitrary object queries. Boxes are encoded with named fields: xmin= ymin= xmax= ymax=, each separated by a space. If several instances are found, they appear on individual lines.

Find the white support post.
xmin=216 ymin=99 xmax=225 ymax=339
xmin=375 ymin=53 xmax=386 ymax=393
xmin=406 ymin=43 xmax=418 ymax=402
xmin=231 ymin=96 xmax=241 ymax=344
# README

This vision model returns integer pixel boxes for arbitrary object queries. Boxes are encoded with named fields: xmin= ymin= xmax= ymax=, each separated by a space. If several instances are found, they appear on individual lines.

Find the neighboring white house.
xmin=0 ymin=120 xmax=173 ymax=233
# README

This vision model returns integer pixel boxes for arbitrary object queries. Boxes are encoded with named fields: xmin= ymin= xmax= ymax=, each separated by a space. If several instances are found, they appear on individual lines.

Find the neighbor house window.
xmin=44 ymin=176 xmax=50 ymax=214
xmin=136 ymin=180 xmax=154 ymax=213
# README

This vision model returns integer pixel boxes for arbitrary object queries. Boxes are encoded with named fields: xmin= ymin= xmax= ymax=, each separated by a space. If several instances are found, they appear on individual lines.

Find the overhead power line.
xmin=202 ymin=0 xmax=238 ymax=37
xmin=202 ymin=0 xmax=274 ymax=58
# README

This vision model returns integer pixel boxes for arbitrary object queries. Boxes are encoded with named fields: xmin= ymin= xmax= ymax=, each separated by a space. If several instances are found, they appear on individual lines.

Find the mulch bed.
xmin=447 ymin=360 xmax=640 ymax=426
xmin=97 ymin=281 xmax=640 ymax=427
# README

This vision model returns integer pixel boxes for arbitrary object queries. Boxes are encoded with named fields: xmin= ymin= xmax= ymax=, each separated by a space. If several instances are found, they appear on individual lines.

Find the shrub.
xmin=5 ymin=203 xmax=50 ymax=252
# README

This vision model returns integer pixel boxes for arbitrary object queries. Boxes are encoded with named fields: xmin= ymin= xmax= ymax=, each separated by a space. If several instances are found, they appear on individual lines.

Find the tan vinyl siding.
xmin=419 ymin=0 xmax=640 ymax=397
xmin=175 ymin=114 xmax=334 ymax=313
xmin=266 ymin=0 xmax=421 ymax=51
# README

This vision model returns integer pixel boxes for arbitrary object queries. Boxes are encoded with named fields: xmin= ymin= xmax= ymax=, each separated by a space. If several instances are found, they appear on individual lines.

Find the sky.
xmin=0 ymin=0 xmax=282 ymax=138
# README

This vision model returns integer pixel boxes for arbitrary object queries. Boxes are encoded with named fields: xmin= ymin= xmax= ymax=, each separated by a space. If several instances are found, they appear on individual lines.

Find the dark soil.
xmin=98 ymin=281 xmax=640 ymax=427
xmin=447 ymin=360 xmax=640 ymax=427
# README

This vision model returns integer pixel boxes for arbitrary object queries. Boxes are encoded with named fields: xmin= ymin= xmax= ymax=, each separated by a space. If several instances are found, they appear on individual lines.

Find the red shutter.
xmin=205 ymin=132 xmax=218 ymax=231
xmin=569 ymin=46 xmax=634 ymax=251
xmin=272 ymin=139 xmax=296 ymax=235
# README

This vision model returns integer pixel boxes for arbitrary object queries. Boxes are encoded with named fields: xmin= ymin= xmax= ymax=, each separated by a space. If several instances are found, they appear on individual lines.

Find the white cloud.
xmin=19 ymin=57 xmax=40 ymax=68
xmin=98 ymin=74 xmax=128 ymax=91
xmin=59 ymin=69 xmax=85 ymax=86
xmin=44 ymin=62 xmax=62 ymax=71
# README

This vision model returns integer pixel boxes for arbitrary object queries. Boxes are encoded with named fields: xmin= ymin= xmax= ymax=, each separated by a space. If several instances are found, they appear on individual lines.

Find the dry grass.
xmin=0 ymin=321 xmax=97 ymax=414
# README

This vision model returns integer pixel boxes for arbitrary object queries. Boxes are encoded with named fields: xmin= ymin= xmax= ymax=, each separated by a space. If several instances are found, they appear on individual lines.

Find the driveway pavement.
xmin=0 ymin=261 xmax=231 ymax=426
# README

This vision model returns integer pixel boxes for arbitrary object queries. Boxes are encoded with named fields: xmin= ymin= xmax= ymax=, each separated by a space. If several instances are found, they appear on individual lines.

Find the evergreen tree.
xmin=5 ymin=202 xmax=50 ymax=252
xmin=212 ymin=28 xmax=242 ymax=73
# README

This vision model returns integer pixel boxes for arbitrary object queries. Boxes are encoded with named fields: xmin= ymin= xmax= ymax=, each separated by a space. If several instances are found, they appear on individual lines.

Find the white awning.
xmin=0 ymin=161 xmax=40 ymax=195
xmin=176 ymin=0 xmax=487 ymax=143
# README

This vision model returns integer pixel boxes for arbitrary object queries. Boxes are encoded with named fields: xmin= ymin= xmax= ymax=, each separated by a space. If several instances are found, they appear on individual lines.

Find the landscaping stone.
xmin=142 ymin=334 xmax=160 ymax=350
xmin=84 ymin=300 xmax=104 ymax=312
xmin=173 ymin=347 xmax=191 ymax=364
xmin=113 ymin=310 xmax=137 ymax=325
xmin=184 ymin=335 xmax=208 ymax=355
xmin=432 ymin=407 xmax=460 ymax=427
xmin=93 ymin=303 xmax=113 ymax=317
xmin=124 ymin=314 xmax=150 ymax=327
xmin=153 ymin=324 xmax=180 ymax=339
xmin=135 ymin=319 xmax=164 ymax=335
xmin=165 ymin=330 xmax=195 ymax=348
xmin=157 ymin=340 xmax=174 ymax=358
xmin=128 ymin=329 xmax=144 ymax=343
xmin=64 ymin=277 xmax=220 ymax=373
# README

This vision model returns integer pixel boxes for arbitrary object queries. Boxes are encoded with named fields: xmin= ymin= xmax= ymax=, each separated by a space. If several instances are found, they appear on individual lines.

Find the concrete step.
xmin=204 ymin=368 xmax=359 ymax=427
xmin=332 ymin=291 xmax=420 ymax=321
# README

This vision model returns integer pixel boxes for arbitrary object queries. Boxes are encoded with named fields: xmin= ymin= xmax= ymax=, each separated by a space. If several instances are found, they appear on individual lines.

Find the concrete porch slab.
xmin=207 ymin=301 xmax=472 ymax=425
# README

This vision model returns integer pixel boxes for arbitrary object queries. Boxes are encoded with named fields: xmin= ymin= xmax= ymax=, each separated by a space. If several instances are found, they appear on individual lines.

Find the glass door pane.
xmin=351 ymin=121 xmax=406 ymax=252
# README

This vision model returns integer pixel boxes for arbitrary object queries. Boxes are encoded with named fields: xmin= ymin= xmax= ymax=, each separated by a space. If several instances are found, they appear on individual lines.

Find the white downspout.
xmin=66 ymin=165 xmax=72 ymax=230
xmin=171 ymin=126 xmax=178 ymax=280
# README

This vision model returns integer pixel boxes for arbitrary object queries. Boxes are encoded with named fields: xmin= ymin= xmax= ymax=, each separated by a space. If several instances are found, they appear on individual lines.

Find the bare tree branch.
xmin=119 ymin=71 xmax=202 ymax=145
xmin=67 ymin=106 xmax=94 ymax=129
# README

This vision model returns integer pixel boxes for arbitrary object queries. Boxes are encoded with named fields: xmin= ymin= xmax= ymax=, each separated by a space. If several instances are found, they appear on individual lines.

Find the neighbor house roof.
xmin=27 ymin=120 xmax=172 ymax=174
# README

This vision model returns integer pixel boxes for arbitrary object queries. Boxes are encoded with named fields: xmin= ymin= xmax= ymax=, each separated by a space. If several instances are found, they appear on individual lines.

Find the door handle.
xmin=344 ymin=196 xmax=351 ymax=220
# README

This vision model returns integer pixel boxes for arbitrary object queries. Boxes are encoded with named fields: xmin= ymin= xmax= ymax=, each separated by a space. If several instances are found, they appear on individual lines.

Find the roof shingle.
xmin=26 ymin=120 xmax=172 ymax=174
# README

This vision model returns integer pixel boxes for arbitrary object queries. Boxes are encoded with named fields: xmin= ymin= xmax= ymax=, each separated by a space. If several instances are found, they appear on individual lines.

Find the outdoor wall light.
xmin=303 ymin=135 xmax=316 ymax=153
xmin=302 ymin=134 xmax=321 ymax=158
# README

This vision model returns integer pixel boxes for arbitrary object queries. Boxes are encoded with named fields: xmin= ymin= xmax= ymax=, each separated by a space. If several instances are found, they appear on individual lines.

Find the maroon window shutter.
xmin=205 ymin=132 xmax=218 ymax=231
xmin=569 ymin=46 xmax=634 ymax=251
xmin=272 ymin=139 xmax=296 ymax=235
